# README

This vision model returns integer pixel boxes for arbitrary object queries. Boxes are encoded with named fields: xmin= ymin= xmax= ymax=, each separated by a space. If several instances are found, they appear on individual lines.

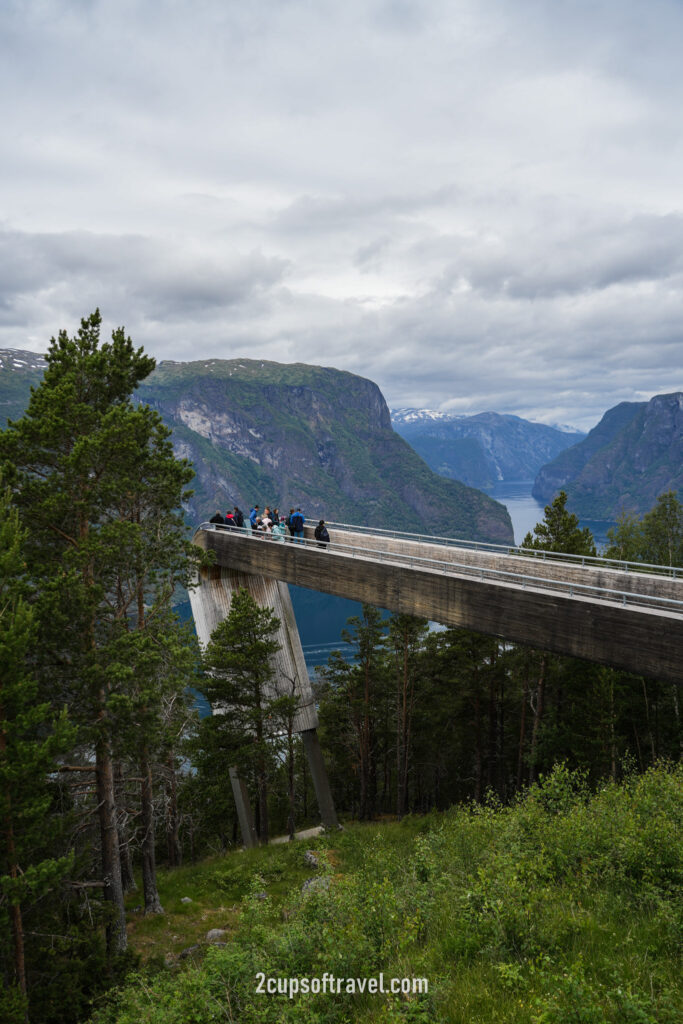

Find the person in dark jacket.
xmin=314 ymin=520 xmax=330 ymax=549
xmin=233 ymin=506 xmax=245 ymax=528
xmin=209 ymin=510 xmax=225 ymax=528
xmin=290 ymin=508 xmax=305 ymax=543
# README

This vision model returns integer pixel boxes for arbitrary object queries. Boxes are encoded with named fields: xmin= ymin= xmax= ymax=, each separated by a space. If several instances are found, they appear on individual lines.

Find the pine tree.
xmin=387 ymin=613 xmax=429 ymax=817
xmin=520 ymin=490 xmax=596 ymax=781
xmin=521 ymin=490 xmax=596 ymax=556
xmin=202 ymin=588 xmax=283 ymax=844
xmin=317 ymin=605 xmax=388 ymax=820
xmin=0 ymin=485 xmax=74 ymax=1022
xmin=0 ymin=310 xmax=197 ymax=952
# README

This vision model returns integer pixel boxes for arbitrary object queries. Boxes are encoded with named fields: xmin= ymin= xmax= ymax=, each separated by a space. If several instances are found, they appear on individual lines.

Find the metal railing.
xmin=320 ymin=520 xmax=681 ymax=578
xmin=196 ymin=523 xmax=683 ymax=614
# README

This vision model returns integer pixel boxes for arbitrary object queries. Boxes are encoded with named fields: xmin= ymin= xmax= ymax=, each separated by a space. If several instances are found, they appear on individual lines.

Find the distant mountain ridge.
xmin=390 ymin=408 xmax=463 ymax=425
xmin=0 ymin=350 xmax=512 ymax=543
xmin=532 ymin=393 xmax=683 ymax=518
xmin=391 ymin=408 xmax=584 ymax=489
xmin=0 ymin=349 xmax=47 ymax=423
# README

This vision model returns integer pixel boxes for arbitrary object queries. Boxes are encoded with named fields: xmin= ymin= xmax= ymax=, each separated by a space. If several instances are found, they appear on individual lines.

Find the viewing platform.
xmin=192 ymin=520 xmax=683 ymax=684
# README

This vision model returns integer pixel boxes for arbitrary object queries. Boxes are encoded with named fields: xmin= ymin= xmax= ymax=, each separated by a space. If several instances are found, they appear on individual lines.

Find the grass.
xmin=95 ymin=763 xmax=682 ymax=1024
xmin=125 ymin=843 xmax=314 ymax=963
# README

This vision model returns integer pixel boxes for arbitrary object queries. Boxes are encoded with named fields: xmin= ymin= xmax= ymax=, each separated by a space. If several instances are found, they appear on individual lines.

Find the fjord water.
xmin=484 ymin=481 xmax=616 ymax=551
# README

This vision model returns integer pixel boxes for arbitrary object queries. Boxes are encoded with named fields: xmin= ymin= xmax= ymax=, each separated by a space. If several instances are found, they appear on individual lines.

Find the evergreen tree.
xmin=387 ymin=614 xmax=429 ymax=816
xmin=641 ymin=490 xmax=683 ymax=566
xmin=519 ymin=491 xmax=596 ymax=781
xmin=0 ymin=310 xmax=196 ymax=953
xmin=202 ymin=589 xmax=283 ymax=844
xmin=106 ymin=617 xmax=199 ymax=913
xmin=0 ymin=485 xmax=74 ymax=1022
xmin=605 ymin=492 xmax=683 ymax=761
xmin=521 ymin=490 xmax=596 ymax=556
xmin=317 ymin=605 xmax=389 ymax=819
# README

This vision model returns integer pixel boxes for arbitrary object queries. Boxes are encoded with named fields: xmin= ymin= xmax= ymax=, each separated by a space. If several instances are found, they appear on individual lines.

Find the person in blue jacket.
xmin=289 ymin=507 xmax=305 ymax=543
xmin=249 ymin=505 xmax=260 ymax=530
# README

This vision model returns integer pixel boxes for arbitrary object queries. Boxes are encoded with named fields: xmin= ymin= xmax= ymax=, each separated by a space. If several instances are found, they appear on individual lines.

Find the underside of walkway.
xmin=193 ymin=523 xmax=683 ymax=684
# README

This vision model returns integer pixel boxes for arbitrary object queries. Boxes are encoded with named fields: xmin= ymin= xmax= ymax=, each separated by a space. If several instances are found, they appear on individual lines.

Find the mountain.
xmin=139 ymin=360 xmax=512 ymax=541
xmin=532 ymin=393 xmax=683 ymax=518
xmin=391 ymin=408 xmax=584 ymax=489
xmin=0 ymin=351 xmax=512 ymax=543
xmin=0 ymin=349 xmax=47 ymax=422
xmin=390 ymin=408 xmax=457 ymax=426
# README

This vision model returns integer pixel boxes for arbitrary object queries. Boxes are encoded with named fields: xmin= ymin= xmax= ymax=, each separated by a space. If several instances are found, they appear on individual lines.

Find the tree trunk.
xmin=114 ymin=762 xmax=137 ymax=893
xmin=165 ymin=752 xmax=182 ymax=868
xmin=487 ymin=672 xmax=496 ymax=791
xmin=528 ymin=656 xmax=546 ymax=785
xmin=641 ymin=677 xmax=656 ymax=763
xmin=287 ymin=725 xmax=296 ymax=841
xmin=96 ymin=738 xmax=127 ymax=954
xmin=0 ymin=712 xmax=28 ymax=1013
xmin=397 ymin=641 xmax=410 ymax=818
xmin=672 ymin=683 xmax=682 ymax=760
xmin=609 ymin=673 xmax=617 ymax=782
xmin=254 ymin=709 xmax=269 ymax=844
xmin=473 ymin=691 xmax=482 ymax=802
xmin=140 ymin=746 xmax=163 ymax=914
xmin=359 ymin=660 xmax=373 ymax=819
xmin=517 ymin=672 xmax=528 ymax=791
xmin=497 ymin=667 xmax=505 ymax=800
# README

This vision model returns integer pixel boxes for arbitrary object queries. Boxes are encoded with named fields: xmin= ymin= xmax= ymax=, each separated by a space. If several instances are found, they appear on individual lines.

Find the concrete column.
xmin=229 ymin=766 xmax=259 ymax=848
xmin=301 ymin=728 xmax=339 ymax=829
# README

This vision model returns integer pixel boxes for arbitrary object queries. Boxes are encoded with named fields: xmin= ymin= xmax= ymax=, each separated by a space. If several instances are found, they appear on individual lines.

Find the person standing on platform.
xmin=272 ymin=520 xmax=286 ymax=542
xmin=290 ymin=507 xmax=305 ymax=543
xmin=314 ymin=520 xmax=330 ymax=549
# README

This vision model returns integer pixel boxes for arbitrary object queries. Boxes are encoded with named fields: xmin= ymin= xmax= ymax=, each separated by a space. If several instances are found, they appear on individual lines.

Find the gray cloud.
xmin=1 ymin=0 xmax=682 ymax=432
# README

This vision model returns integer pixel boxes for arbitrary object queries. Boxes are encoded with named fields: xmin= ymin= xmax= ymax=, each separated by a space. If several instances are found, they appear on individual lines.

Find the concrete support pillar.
xmin=229 ymin=766 xmax=259 ymax=848
xmin=301 ymin=728 xmax=339 ymax=829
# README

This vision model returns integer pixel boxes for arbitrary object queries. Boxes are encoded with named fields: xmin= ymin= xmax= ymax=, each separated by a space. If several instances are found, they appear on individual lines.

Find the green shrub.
xmin=91 ymin=763 xmax=683 ymax=1024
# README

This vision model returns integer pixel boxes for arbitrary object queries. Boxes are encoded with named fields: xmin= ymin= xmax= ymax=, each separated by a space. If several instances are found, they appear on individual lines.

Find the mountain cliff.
xmin=532 ymin=393 xmax=683 ymax=517
xmin=392 ymin=409 xmax=583 ymax=488
xmin=0 ymin=350 xmax=512 ymax=543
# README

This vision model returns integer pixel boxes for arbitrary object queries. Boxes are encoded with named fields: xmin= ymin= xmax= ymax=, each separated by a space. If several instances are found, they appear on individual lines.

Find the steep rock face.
xmin=533 ymin=394 xmax=683 ymax=517
xmin=393 ymin=410 xmax=583 ymax=488
xmin=532 ymin=402 xmax=643 ymax=505
xmin=0 ymin=353 xmax=512 ymax=543
xmin=139 ymin=360 xmax=512 ymax=542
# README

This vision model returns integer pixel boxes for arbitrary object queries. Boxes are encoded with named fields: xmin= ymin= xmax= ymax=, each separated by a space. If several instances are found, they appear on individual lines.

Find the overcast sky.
xmin=1 ymin=0 xmax=682 ymax=430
